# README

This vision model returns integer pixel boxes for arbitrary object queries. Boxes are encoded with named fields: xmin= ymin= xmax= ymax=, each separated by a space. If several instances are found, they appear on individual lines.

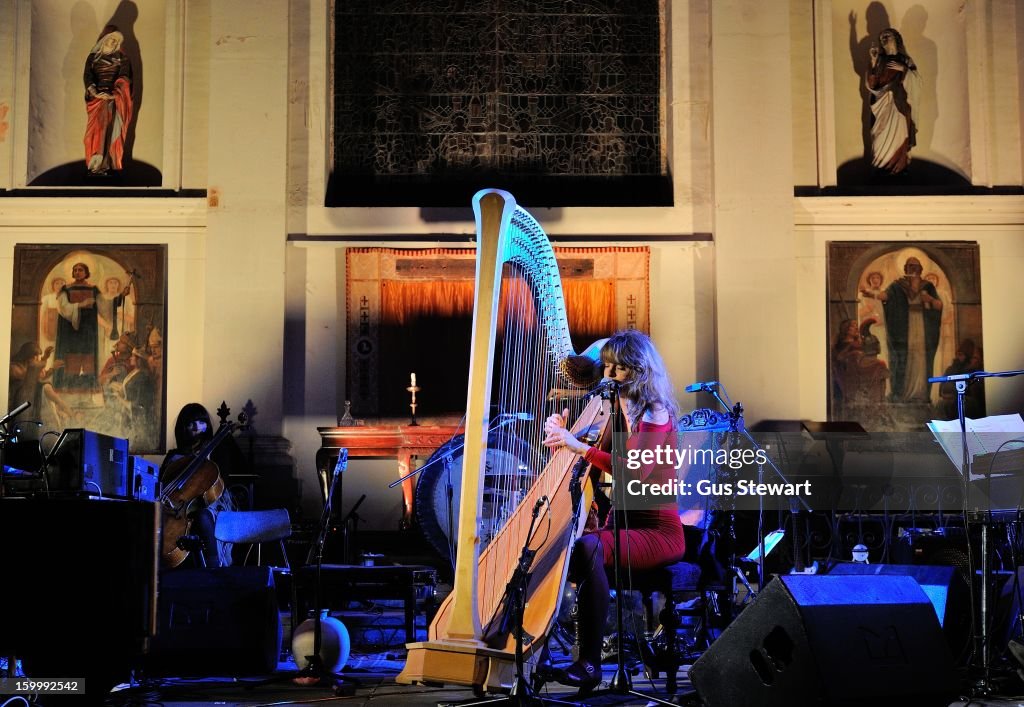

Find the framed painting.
xmin=8 ymin=244 xmax=167 ymax=452
xmin=827 ymin=241 xmax=983 ymax=432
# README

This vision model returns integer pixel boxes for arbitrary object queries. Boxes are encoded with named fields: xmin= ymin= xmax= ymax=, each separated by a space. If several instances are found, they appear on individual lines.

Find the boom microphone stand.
xmin=690 ymin=382 xmax=812 ymax=591
xmin=390 ymin=413 xmax=529 ymax=570
xmin=260 ymin=449 xmax=357 ymax=699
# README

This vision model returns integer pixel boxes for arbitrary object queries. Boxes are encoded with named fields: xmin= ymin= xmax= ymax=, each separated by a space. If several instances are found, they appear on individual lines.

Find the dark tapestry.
xmin=329 ymin=0 xmax=668 ymax=207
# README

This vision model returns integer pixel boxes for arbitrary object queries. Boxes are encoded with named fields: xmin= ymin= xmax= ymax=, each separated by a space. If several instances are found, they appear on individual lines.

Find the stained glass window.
xmin=329 ymin=1 xmax=669 ymax=206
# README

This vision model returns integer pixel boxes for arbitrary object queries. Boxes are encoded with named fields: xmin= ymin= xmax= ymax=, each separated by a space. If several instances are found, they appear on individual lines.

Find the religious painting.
xmin=8 ymin=244 xmax=167 ymax=453
xmin=827 ymin=242 xmax=983 ymax=432
xmin=346 ymin=247 xmax=650 ymax=419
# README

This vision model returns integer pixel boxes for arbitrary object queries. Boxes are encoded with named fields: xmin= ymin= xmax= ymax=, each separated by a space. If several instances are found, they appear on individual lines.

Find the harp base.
xmin=397 ymin=639 xmax=521 ymax=693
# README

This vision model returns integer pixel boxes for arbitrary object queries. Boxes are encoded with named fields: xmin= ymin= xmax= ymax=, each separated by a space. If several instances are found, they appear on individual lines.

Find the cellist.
xmin=542 ymin=330 xmax=686 ymax=693
xmin=159 ymin=403 xmax=246 ymax=568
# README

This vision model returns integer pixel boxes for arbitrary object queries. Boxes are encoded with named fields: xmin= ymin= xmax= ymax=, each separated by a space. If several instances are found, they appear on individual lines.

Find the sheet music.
xmin=927 ymin=413 xmax=1024 ymax=480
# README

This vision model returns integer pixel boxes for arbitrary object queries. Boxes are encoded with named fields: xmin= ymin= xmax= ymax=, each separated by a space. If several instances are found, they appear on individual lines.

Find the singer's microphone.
xmin=684 ymin=380 xmax=718 ymax=393
xmin=333 ymin=448 xmax=349 ymax=478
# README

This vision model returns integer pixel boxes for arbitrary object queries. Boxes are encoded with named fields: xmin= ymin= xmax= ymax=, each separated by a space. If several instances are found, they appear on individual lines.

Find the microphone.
xmin=500 ymin=412 xmax=534 ymax=421
xmin=684 ymin=380 xmax=718 ymax=393
xmin=333 ymin=448 xmax=348 ymax=479
xmin=0 ymin=401 xmax=31 ymax=427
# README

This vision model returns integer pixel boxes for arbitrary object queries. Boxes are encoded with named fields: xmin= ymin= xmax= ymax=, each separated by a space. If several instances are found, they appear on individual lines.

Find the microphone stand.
xmin=0 ymin=402 xmax=31 ymax=500
xmin=586 ymin=383 xmax=676 ymax=707
xmin=259 ymin=449 xmax=357 ymax=697
xmin=928 ymin=367 xmax=1024 ymax=696
xmin=700 ymin=383 xmax=811 ymax=592
xmin=444 ymin=498 xmax=580 ymax=707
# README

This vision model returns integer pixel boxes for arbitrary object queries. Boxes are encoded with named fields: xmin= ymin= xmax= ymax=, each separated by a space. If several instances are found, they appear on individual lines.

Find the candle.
xmin=411 ymin=372 xmax=417 ymax=387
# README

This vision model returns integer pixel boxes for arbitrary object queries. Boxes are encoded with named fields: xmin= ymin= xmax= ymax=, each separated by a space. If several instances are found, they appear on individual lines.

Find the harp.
xmin=397 ymin=190 xmax=606 ymax=691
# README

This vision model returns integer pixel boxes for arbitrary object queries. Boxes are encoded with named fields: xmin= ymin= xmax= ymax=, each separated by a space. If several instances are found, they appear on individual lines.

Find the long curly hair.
xmin=599 ymin=330 xmax=678 ymax=429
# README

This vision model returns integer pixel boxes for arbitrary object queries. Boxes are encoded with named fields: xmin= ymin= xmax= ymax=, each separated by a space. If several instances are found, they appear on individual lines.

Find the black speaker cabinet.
xmin=148 ymin=566 xmax=282 ymax=676
xmin=0 ymin=497 xmax=158 ymax=692
xmin=690 ymin=574 xmax=957 ymax=707
xmin=828 ymin=563 xmax=971 ymax=662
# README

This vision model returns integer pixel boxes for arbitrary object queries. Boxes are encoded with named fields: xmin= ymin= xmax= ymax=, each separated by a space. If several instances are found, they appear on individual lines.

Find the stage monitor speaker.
xmin=148 ymin=566 xmax=282 ymax=676
xmin=45 ymin=428 xmax=129 ymax=498
xmin=690 ymin=574 xmax=957 ymax=707
xmin=828 ymin=562 xmax=971 ymax=661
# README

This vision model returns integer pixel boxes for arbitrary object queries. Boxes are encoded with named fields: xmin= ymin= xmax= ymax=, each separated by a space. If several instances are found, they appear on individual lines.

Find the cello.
xmin=159 ymin=421 xmax=234 ymax=568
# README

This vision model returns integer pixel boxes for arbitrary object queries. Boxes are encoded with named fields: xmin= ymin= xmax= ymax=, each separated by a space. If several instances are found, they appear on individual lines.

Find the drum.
xmin=414 ymin=432 xmax=534 ymax=561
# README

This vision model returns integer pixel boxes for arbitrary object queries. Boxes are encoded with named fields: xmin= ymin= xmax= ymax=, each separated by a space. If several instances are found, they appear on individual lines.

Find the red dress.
xmin=583 ymin=419 xmax=686 ymax=569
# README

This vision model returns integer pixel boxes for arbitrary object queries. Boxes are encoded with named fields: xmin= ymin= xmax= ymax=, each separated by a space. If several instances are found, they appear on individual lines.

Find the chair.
xmin=215 ymin=509 xmax=294 ymax=650
xmin=215 ymin=509 xmax=292 ymax=571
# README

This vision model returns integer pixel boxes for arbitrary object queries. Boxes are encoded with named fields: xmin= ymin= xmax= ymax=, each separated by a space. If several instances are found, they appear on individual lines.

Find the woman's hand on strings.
xmin=543 ymin=407 xmax=590 ymax=455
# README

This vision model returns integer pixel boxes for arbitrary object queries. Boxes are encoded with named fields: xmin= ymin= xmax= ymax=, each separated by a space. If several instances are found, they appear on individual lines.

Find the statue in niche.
xmin=865 ymin=27 xmax=919 ymax=174
xmin=83 ymin=26 xmax=133 ymax=175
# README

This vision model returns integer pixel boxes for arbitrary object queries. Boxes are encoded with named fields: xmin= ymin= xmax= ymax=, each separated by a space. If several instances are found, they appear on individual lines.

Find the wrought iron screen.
xmin=328 ymin=0 xmax=669 ymax=207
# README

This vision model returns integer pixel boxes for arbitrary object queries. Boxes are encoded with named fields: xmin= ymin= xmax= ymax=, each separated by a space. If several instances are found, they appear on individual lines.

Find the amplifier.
xmin=128 ymin=455 xmax=160 ymax=502
xmin=45 ymin=428 xmax=129 ymax=498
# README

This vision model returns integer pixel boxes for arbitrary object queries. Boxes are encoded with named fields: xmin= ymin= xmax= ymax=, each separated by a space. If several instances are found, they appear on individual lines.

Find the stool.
xmin=629 ymin=524 xmax=709 ymax=693
xmin=630 ymin=560 xmax=702 ymax=693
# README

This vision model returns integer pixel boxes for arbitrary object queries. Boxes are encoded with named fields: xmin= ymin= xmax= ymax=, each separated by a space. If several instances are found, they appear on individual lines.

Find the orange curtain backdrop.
xmin=347 ymin=246 xmax=649 ymax=418
xmin=562 ymin=279 xmax=615 ymax=343
xmin=379 ymin=279 xmax=616 ymax=340
xmin=380 ymin=280 xmax=475 ymax=324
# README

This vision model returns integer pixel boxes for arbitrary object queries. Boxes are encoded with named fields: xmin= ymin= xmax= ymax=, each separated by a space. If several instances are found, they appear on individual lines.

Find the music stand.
xmin=928 ymin=367 xmax=1024 ymax=695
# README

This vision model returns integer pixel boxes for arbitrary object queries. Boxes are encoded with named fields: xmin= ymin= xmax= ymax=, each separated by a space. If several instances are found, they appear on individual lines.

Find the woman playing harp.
xmin=543 ymin=330 xmax=685 ymax=693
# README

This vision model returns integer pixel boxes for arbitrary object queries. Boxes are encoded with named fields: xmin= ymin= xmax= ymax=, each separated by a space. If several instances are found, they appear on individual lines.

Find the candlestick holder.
xmin=406 ymin=384 xmax=421 ymax=426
